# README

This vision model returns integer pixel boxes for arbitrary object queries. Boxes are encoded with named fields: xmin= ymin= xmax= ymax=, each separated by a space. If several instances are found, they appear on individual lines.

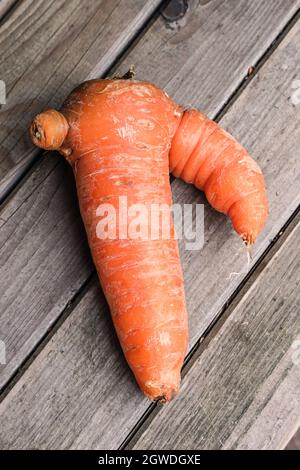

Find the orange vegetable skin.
xmin=170 ymin=109 xmax=268 ymax=245
xmin=30 ymin=79 xmax=268 ymax=401
xmin=31 ymin=79 xmax=188 ymax=402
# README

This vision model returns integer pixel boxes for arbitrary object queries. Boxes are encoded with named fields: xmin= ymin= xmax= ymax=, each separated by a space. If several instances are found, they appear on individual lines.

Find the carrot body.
xmin=31 ymin=80 xmax=188 ymax=402
xmin=30 ymin=78 xmax=268 ymax=401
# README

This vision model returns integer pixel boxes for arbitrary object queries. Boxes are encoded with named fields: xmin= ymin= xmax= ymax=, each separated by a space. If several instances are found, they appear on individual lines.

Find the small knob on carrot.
xmin=30 ymin=109 xmax=69 ymax=151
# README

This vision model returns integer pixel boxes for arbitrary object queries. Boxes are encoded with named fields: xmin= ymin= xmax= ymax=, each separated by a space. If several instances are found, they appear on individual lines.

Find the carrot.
xmin=30 ymin=78 xmax=268 ymax=401
xmin=30 ymin=79 xmax=188 ymax=402
xmin=169 ymin=109 xmax=268 ymax=245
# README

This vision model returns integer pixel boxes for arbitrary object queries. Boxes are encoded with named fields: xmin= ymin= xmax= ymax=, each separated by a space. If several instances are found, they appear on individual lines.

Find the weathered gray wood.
xmin=174 ymin=17 xmax=300 ymax=349
xmin=117 ymin=0 xmax=300 ymax=115
xmin=133 ymin=221 xmax=300 ymax=449
xmin=1 ymin=0 xmax=299 ymax=394
xmin=0 ymin=156 xmax=93 ymax=390
xmin=286 ymin=428 xmax=300 ymax=449
xmin=0 ymin=280 xmax=148 ymax=449
xmin=0 ymin=0 xmax=17 ymax=20
xmin=1 ymin=11 xmax=300 ymax=449
xmin=0 ymin=0 xmax=161 ymax=200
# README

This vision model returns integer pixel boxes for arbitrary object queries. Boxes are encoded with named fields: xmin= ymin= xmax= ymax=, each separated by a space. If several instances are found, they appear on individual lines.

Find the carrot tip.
xmin=155 ymin=395 xmax=168 ymax=404
xmin=241 ymin=233 xmax=255 ymax=246
xmin=143 ymin=382 xmax=179 ymax=403
xmin=154 ymin=391 xmax=177 ymax=404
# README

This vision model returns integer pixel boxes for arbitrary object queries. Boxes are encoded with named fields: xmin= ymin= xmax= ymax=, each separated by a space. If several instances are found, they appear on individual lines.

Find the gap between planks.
xmin=1 ymin=0 xmax=300 ymax=205
xmin=123 ymin=207 xmax=300 ymax=449
xmin=0 ymin=0 xmax=298 ymax=397
xmin=0 ymin=0 xmax=300 ymax=448
xmin=1 ymin=0 xmax=298 ymax=396
xmin=0 ymin=0 xmax=19 ymax=25
xmin=0 ymin=270 xmax=95 ymax=404
xmin=0 ymin=0 xmax=164 ymax=203
xmin=214 ymin=6 xmax=300 ymax=123
xmin=130 ymin=214 xmax=300 ymax=449
xmin=122 ymin=15 xmax=300 ymax=448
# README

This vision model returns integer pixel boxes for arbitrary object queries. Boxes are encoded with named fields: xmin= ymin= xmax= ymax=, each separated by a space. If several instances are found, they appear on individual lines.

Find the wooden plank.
xmin=1 ymin=9 xmax=300 ymax=450
xmin=0 ymin=0 xmax=17 ymax=21
xmin=0 ymin=0 xmax=161 ymax=200
xmin=286 ymin=428 xmax=300 ymax=449
xmin=223 ymin=364 xmax=300 ymax=449
xmin=1 ymin=0 xmax=299 ymax=201
xmin=133 ymin=222 xmax=300 ymax=450
xmin=0 ymin=158 xmax=93 ymax=390
xmin=172 ymin=18 xmax=300 ymax=350
xmin=0 ymin=280 xmax=149 ymax=449
xmin=0 ymin=0 xmax=298 ymax=393
xmin=117 ymin=0 xmax=300 ymax=116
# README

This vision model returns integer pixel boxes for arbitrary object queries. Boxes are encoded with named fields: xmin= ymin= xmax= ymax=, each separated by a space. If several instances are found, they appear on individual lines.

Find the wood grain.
xmin=117 ymin=0 xmax=300 ymax=115
xmin=172 ymin=16 xmax=300 ymax=350
xmin=0 ymin=157 xmax=93 ymax=390
xmin=1 ymin=0 xmax=299 ymax=394
xmin=0 ymin=0 xmax=161 ymax=200
xmin=0 ymin=8 xmax=300 ymax=449
xmin=1 ymin=0 xmax=300 ymax=200
xmin=133 ymin=221 xmax=300 ymax=449
xmin=286 ymin=428 xmax=300 ymax=449
xmin=0 ymin=280 xmax=149 ymax=449
xmin=0 ymin=0 xmax=17 ymax=21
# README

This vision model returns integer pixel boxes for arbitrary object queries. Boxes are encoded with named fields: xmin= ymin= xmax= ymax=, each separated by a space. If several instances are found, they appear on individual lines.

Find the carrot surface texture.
xmin=30 ymin=79 xmax=268 ymax=402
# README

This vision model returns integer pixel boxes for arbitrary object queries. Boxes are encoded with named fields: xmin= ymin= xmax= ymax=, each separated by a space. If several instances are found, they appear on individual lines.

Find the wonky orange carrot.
xmin=30 ymin=78 xmax=268 ymax=401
